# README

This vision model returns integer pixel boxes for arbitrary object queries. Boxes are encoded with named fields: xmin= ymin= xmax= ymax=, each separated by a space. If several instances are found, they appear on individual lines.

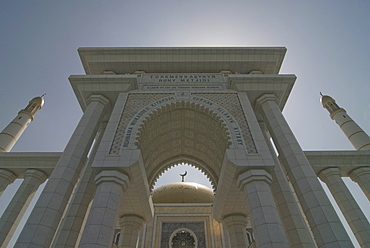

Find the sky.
xmin=0 ymin=0 xmax=369 ymax=247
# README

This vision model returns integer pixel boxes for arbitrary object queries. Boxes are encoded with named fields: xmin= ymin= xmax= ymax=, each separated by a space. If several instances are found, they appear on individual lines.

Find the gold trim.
xmin=348 ymin=131 xmax=365 ymax=139
xmin=18 ymin=111 xmax=34 ymax=121
xmin=358 ymin=143 xmax=370 ymax=150
xmin=10 ymin=121 xmax=25 ymax=128
xmin=339 ymin=120 xmax=353 ymax=128
xmin=330 ymin=108 xmax=345 ymax=119
xmin=0 ymin=132 xmax=16 ymax=140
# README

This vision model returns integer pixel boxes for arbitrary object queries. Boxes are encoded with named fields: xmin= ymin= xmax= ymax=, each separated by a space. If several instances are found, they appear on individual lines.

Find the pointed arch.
xmin=135 ymin=101 xmax=232 ymax=189
xmin=116 ymin=94 xmax=250 ymax=190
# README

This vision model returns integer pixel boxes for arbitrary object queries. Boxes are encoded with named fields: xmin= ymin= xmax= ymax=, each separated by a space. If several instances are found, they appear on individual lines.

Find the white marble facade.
xmin=0 ymin=47 xmax=369 ymax=248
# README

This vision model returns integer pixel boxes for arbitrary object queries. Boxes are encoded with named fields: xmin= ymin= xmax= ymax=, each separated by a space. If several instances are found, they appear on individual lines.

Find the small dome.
xmin=320 ymin=94 xmax=334 ymax=107
xmin=152 ymin=182 xmax=214 ymax=204
xmin=30 ymin=96 xmax=45 ymax=108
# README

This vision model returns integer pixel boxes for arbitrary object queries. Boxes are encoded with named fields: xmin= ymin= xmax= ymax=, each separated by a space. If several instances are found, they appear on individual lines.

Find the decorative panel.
xmin=193 ymin=93 xmax=257 ymax=153
xmin=161 ymin=222 xmax=206 ymax=248
xmin=109 ymin=93 xmax=174 ymax=154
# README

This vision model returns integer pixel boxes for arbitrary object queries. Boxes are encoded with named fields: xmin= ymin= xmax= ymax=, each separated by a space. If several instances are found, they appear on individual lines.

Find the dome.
xmin=152 ymin=182 xmax=214 ymax=204
xmin=320 ymin=94 xmax=334 ymax=107
xmin=30 ymin=96 xmax=45 ymax=108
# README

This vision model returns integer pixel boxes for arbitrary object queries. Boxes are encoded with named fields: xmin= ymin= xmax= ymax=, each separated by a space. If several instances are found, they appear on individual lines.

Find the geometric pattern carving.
xmin=155 ymin=206 xmax=213 ymax=214
xmin=111 ymin=93 xmax=257 ymax=154
xmin=192 ymin=93 xmax=257 ymax=153
xmin=171 ymin=230 xmax=196 ymax=248
xmin=109 ymin=92 xmax=258 ymax=193
xmin=138 ymin=105 xmax=229 ymax=189
xmin=161 ymin=222 xmax=206 ymax=248
xmin=109 ymin=93 xmax=174 ymax=154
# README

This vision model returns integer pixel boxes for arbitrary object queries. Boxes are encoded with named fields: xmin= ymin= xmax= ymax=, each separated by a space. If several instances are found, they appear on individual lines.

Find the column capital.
xmin=119 ymin=215 xmax=145 ymax=229
xmin=24 ymin=169 xmax=48 ymax=183
xmin=222 ymin=214 xmax=248 ymax=229
xmin=255 ymin=94 xmax=279 ymax=111
xmin=237 ymin=169 xmax=272 ymax=190
xmin=0 ymin=169 xmax=16 ymax=183
xmin=318 ymin=167 xmax=341 ymax=182
xmin=349 ymin=167 xmax=370 ymax=201
xmin=320 ymin=167 xmax=370 ymax=247
xmin=94 ymin=170 xmax=130 ymax=191
xmin=87 ymin=94 xmax=111 ymax=112
xmin=349 ymin=167 xmax=370 ymax=181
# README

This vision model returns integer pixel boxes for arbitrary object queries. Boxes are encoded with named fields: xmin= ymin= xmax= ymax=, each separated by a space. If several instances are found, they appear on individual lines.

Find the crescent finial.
xmin=180 ymin=171 xmax=187 ymax=182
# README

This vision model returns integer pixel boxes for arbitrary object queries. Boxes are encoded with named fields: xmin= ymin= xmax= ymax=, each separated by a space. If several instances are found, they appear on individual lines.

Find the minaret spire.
xmin=320 ymin=93 xmax=370 ymax=150
xmin=0 ymin=95 xmax=45 ymax=152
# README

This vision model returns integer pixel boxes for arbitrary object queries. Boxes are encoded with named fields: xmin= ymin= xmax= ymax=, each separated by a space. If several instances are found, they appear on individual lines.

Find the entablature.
xmin=228 ymin=74 xmax=296 ymax=111
xmin=0 ymin=152 xmax=62 ymax=178
xmin=304 ymin=150 xmax=370 ymax=176
xmin=78 ymin=47 xmax=287 ymax=75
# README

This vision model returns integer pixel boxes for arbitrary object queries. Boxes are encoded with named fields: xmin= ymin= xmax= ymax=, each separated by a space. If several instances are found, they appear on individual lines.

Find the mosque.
xmin=0 ymin=47 xmax=369 ymax=248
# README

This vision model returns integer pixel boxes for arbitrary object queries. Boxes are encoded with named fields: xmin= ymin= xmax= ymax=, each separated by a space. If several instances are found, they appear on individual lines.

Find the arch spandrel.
xmin=110 ymin=93 xmax=258 ymax=189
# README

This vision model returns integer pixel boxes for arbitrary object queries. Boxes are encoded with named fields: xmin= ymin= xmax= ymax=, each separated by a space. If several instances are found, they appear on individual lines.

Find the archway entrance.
xmin=170 ymin=229 xmax=197 ymax=248
xmin=136 ymin=102 xmax=233 ymax=191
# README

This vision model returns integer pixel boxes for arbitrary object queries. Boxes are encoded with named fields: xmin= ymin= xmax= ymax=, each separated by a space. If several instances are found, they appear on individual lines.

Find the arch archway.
xmin=151 ymin=162 xmax=213 ymax=191
xmin=135 ymin=101 xmax=235 ymax=190
xmin=169 ymin=228 xmax=198 ymax=248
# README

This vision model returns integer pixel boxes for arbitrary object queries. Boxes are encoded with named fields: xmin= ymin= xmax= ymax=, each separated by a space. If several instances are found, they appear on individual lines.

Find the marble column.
xmin=319 ymin=167 xmax=370 ymax=247
xmin=0 ymin=169 xmax=16 ymax=197
xmin=238 ymin=169 xmax=289 ymax=248
xmin=79 ymin=170 xmax=129 ymax=248
xmin=0 ymin=169 xmax=47 ymax=247
xmin=118 ymin=215 xmax=145 ymax=248
xmin=260 ymin=122 xmax=316 ymax=248
xmin=15 ymin=95 xmax=110 ymax=248
xmin=256 ymin=94 xmax=353 ymax=247
xmin=349 ymin=167 xmax=370 ymax=201
xmin=222 ymin=214 xmax=248 ymax=248
xmin=52 ymin=123 xmax=107 ymax=248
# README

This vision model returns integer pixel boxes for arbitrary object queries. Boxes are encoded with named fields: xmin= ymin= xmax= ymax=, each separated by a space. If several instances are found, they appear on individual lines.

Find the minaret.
xmin=320 ymin=93 xmax=370 ymax=150
xmin=0 ymin=95 xmax=44 ymax=152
